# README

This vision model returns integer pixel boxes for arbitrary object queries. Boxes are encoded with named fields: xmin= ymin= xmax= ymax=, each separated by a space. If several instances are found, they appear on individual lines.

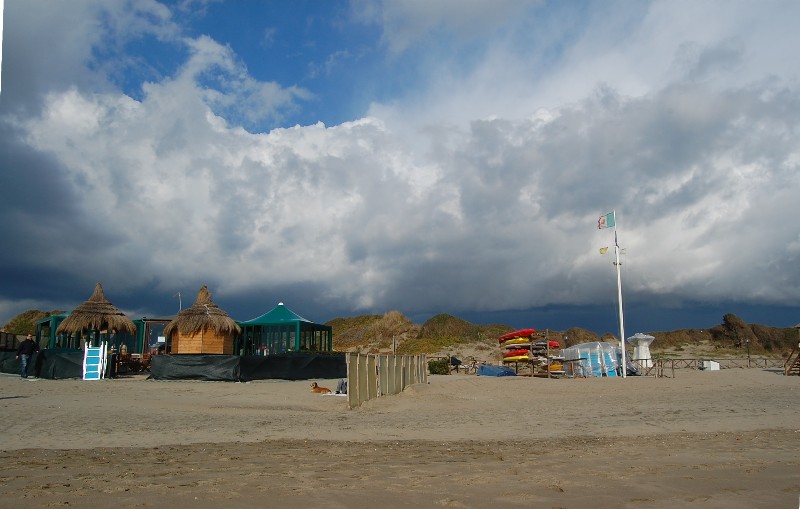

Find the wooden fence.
xmin=640 ymin=357 xmax=786 ymax=377
xmin=0 ymin=332 xmax=22 ymax=351
xmin=346 ymin=353 xmax=428 ymax=409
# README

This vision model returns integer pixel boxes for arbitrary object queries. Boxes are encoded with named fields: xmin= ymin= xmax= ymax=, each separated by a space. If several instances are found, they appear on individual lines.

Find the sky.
xmin=1 ymin=0 xmax=799 ymax=336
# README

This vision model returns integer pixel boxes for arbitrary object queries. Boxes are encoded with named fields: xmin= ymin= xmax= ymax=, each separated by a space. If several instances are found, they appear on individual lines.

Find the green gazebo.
xmin=236 ymin=302 xmax=332 ymax=356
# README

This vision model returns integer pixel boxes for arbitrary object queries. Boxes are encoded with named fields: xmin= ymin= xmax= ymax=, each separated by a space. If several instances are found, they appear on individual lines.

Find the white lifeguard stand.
xmin=626 ymin=333 xmax=655 ymax=369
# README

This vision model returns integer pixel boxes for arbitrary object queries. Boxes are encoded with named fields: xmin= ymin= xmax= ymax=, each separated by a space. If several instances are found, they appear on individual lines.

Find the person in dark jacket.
xmin=16 ymin=334 xmax=39 ymax=378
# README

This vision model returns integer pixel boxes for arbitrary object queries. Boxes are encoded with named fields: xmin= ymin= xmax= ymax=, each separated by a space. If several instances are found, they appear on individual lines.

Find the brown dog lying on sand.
xmin=310 ymin=382 xmax=331 ymax=394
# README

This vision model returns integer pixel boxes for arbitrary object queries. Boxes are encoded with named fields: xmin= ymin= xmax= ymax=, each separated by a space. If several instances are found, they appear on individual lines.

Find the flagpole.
xmin=0 ymin=0 xmax=4 ymax=96
xmin=613 ymin=210 xmax=627 ymax=378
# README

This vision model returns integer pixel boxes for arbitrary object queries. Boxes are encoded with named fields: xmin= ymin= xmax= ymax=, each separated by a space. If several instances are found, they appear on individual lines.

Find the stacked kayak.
xmin=499 ymin=329 xmax=538 ymax=362
xmin=498 ymin=328 xmax=537 ymax=344
xmin=499 ymin=329 xmax=565 ymax=374
xmin=502 ymin=348 xmax=538 ymax=363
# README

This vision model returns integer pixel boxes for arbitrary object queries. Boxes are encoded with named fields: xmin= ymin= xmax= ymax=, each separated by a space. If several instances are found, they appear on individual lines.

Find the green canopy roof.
xmin=36 ymin=313 xmax=70 ymax=327
xmin=238 ymin=302 xmax=314 ymax=326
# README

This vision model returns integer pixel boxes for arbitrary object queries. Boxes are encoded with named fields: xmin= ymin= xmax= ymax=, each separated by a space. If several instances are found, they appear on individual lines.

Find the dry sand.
xmin=1 ymin=368 xmax=798 ymax=508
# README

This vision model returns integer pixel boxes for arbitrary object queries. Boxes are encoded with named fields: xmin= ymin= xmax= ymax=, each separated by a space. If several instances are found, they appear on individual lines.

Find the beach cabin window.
xmin=282 ymin=330 xmax=291 ymax=352
xmin=145 ymin=323 xmax=167 ymax=354
xmin=253 ymin=329 xmax=265 ymax=355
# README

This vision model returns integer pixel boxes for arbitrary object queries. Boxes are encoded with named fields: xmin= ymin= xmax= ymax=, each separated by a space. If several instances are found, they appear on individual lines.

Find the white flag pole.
xmin=1 ymin=0 xmax=4 ymax=96
xmin=613 ymin=210 xmax=627 ymax=378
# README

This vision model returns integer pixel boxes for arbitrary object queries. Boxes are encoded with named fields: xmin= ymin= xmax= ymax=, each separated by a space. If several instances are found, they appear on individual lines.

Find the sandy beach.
xmin=1 ymin=368 xmax=798 ymax=508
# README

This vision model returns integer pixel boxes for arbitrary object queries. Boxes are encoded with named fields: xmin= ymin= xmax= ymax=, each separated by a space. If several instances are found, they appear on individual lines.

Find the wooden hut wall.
xmin=172 ymin=328 xmax=234 ymax=354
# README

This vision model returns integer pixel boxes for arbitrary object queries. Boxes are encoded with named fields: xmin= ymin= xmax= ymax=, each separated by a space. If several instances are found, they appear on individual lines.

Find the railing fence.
xmin=639 ymin=357 xmax=787 ymax=377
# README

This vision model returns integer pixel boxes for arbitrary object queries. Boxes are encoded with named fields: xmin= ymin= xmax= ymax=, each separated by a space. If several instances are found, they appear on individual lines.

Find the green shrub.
xmin=428 ymin=358 xmax=449 ymax=375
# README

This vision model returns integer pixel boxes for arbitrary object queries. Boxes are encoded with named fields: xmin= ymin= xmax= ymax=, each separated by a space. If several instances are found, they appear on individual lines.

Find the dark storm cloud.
xmin=1 ymin=1 xmax=799 ymax=334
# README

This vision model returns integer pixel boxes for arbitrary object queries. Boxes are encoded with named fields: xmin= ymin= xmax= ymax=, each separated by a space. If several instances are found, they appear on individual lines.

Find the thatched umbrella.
xmin=56 ymin=282 xmax=136 ymax=337
xmin=164 ymin=285 xmax=241 ymax=354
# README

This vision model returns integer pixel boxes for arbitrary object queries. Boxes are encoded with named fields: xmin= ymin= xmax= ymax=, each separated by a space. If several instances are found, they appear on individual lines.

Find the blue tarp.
xmin=477 ymin=364 xmax=516 ymax=377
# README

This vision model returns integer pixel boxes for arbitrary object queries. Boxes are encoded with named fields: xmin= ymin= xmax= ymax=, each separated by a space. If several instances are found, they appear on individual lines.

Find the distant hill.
xmin=327 ymin=310 xmax=421 ymax=353
xmin=327 ymin=311 xmax=797 ymax=360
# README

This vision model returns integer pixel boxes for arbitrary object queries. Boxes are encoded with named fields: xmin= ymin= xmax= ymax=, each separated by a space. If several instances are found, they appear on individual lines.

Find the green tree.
xmin=3 ymin=310 xmax=65 ymax=335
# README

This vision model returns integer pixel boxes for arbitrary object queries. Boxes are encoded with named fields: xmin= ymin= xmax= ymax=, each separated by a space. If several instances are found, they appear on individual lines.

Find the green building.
xmin=236 ymin=302 xmax=332 ymax=355
xmin=35 ymin=313 xmax=173 ymax=354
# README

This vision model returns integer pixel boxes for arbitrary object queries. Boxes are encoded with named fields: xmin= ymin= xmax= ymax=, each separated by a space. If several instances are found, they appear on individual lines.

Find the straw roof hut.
xmin=164 ymin=285 xmax=241 ymax=354
xmin=56 ymin=282 xmax=136 ymax=336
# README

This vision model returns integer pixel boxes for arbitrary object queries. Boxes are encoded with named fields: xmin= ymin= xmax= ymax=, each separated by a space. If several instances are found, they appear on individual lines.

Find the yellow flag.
xmin=599 ymin=247 xmax=608 ymax=254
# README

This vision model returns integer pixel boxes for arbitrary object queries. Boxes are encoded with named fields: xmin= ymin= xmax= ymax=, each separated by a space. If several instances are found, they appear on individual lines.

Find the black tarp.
xmin=0 ymin=350 xmax=84 ymax=379
xmin=239 ymin=352 xmax=346 ymax=381
xmin=150 ymin=354 xmax=240 ymax=381
xmin=151 ymin=353 xmax=346 ymax=381
xmin=0 ymin=351 xmax=25 ymax=375
xmin=36 ymin=350 xmax=84 ymax=379
xmin=2 ymin=351 xmax=347 ymax=382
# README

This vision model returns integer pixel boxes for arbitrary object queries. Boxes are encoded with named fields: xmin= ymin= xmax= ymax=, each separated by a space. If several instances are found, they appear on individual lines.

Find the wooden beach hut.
xmin=55 ymin=283 xmax=136 ymax=347
xmin=163 ymin=286 xmax=241 ymax=354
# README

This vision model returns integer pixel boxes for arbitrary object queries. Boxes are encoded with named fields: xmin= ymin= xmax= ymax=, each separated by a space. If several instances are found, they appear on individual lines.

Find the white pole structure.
xmin=599 ymin=209 xmax=627 ymax=378
xmin=1 ymin=0 xmax=4 ymax=96
xmin=612 ymin=210 xmax=627 ymax=378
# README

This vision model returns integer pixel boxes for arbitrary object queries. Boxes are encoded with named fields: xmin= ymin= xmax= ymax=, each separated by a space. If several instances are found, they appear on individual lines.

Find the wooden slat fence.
xmin=346 ymin=353 xmax=427 ymax=409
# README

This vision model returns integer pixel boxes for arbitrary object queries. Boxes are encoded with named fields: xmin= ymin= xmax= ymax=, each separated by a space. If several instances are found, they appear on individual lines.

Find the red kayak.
xmin=498 ymin=328 xmax=536 ymax=343
xmin=503 ymin=348 xmax=530 ymax=358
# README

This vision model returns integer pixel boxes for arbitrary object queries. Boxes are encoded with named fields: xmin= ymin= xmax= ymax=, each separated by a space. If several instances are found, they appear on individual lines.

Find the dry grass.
xmin=329 ymin=311 xmax=420 ymax=353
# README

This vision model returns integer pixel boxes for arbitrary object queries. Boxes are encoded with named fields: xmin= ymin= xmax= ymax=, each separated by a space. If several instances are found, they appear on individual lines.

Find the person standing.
xmin=16 ymin=334 xmax=39 ymax=378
